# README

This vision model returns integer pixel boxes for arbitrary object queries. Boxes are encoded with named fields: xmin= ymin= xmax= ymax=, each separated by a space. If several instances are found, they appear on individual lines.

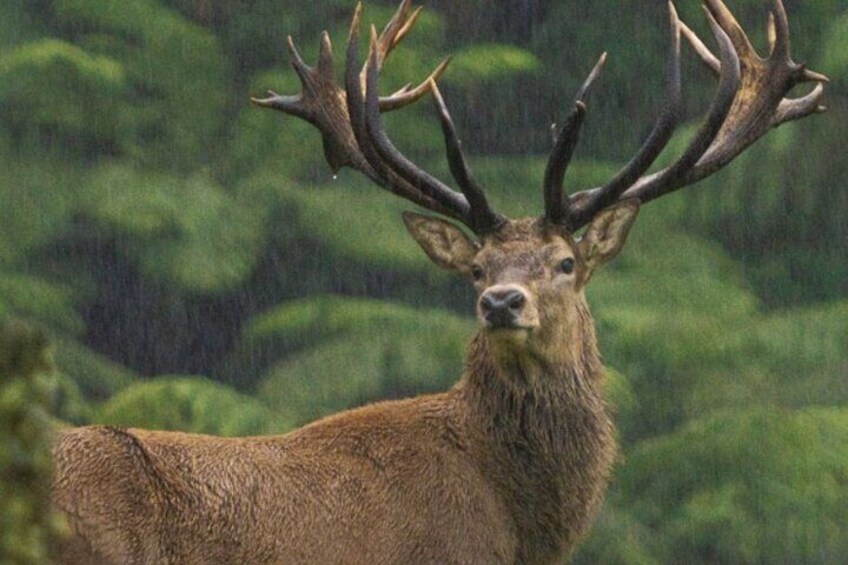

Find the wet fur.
xmin=52 ymin=214 xmax=629 ymax=564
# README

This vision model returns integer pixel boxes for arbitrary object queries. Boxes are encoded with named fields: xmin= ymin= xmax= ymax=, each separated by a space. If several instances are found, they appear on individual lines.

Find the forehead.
xmin=477 ymin=217 xmax=576 ymax=264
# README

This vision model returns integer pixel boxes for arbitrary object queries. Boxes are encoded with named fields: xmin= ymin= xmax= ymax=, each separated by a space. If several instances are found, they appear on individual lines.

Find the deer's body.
xmin=54 ymin=221 xmax=615 ymax=564
xmin=52 ymin=0 xmax=825 ymax=562
xmin=56 ymin=394 xmax=517 ymax=564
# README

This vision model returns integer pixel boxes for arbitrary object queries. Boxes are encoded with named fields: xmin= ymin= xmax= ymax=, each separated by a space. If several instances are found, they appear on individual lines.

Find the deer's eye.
xmin=471 ymin=265 xmax=485 ymax=281
xmin=559 ymin=258 xmax=575 ymax=275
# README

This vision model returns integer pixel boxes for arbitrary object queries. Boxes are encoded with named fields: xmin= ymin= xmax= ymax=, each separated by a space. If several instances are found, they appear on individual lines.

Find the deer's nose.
xmin=480 ymin=287 xmax=527 ymax=329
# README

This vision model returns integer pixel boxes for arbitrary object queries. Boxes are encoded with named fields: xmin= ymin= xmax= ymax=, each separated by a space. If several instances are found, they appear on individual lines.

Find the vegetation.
xmin=0 ymin=321 xmax=67 ymax=563
xmin=0 ymin=0 xmax=845 ymax=562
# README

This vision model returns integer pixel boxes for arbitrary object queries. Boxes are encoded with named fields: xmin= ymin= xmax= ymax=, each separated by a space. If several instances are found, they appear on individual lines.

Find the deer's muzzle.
xmin=479 ymin=286 xmax=532 ymax=330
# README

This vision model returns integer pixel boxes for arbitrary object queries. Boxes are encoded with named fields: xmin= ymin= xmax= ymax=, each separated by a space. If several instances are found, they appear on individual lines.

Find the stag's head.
xmin=402 ymin=206 xmax=636 ymax=359
xmin=253 ymin=0 xmax=826 ymax=357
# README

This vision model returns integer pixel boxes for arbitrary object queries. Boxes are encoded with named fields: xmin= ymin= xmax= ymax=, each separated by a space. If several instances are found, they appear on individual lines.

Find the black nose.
xmin=480 ymin=288 xmax=526 ymax=328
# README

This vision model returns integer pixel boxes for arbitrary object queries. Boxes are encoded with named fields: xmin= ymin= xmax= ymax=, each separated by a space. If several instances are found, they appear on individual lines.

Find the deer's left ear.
xmin=402 ymin=211 xmax=479 ymax=274
xmin=577 ymin=199 xmax=639 ymax=284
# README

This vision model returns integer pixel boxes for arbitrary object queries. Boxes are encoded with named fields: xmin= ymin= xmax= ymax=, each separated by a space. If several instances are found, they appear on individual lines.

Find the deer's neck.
xmin=459 ymin=327 xmax=611 ymax=456
xmin=456 ymin=306 xmax=616 ymax=556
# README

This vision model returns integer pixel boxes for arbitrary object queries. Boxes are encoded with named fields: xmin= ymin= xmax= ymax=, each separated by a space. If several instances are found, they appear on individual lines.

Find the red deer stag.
xmin=52 ymin=1 xmax=826 ymax=563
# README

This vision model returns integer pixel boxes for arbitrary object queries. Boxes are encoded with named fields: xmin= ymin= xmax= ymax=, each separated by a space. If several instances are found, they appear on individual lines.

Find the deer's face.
xmin=403 ymin=200 xmax=638 ymax=354
xmin=471 ymin=223 xmax=576 ymax=343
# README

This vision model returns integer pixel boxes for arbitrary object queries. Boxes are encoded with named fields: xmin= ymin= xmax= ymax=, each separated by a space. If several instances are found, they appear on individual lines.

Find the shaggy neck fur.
xmin=455 ymin=299 xmax=616 ymax=561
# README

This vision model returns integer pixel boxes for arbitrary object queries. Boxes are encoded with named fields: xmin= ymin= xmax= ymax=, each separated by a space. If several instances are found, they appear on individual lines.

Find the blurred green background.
xmin=0 ymin=0 xmax=846 ymax=562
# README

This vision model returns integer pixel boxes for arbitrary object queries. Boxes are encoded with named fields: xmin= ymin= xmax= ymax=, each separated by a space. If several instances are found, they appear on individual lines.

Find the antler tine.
xmin=368 ymin=2 xmax=451 ymax=112
xmin=251 ymin=90 xmax=311 ymax=121
xmin=253 ymin=0 xmax=480 ymax=221
xmin=774 ymin=82 xmax=826 ymax=123
xmin=252 ymin=0 xmax=452 ymax=177
xmin=370 ymin=0 xmax=414 ymax=69
xmin=343 ymin=11 xmax=461 ymax=217
xmin=702 ymin=0 xmax=756 ymax=60
xmin=575 ymin=52 xmax=608 ymax=103
xmin=543 ymin=52 xmax=606 ymax=225
xmin=317 ymin=31 xmax=334 ymax=75
xmin=430 ymin=79 xmax=505 ymax=234
xmin=344 ymin=12 xmax=400 ymax=189
xmin=362 ymin=26 xmax=474 ymax=221
xmin=616 ymin=7 xmax=741 ymax=204
xmin=621 ymin=0 xmax=827 ymax=204
xmin=681 ymin=20 xmax=721 ymax=75
xmin=250 ymin=35 xmax=321 ymax=123
xmin=379 ymin=57 xmax=451 ymax=111
xmin=566 ymin=2 xmax=683 ymax=229
xmin=563 ymin=0 xmax=827 ymax=230
xmin=543 ymin=103 xmax=585 ymax=225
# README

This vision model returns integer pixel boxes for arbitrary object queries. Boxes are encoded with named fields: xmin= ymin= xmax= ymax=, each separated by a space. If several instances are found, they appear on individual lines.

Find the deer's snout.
xmin=479 ymin=285 xmax=530 ymax=330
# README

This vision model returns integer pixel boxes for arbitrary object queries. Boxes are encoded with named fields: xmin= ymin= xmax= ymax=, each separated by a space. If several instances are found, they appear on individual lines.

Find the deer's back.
xmin=52 ymin=393 xmax=516 ymax=564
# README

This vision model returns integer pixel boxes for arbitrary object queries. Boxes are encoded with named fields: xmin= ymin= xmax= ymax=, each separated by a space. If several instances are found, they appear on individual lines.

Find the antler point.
xmin=667 ymin=1 xmax=679 ymax=22
xmin=802 ymin=68 xmax=830 ymax=84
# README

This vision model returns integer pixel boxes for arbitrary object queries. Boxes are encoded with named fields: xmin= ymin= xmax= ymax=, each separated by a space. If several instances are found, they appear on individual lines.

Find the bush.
xmin=0 ymin=38 xmax=125 ymax=153
xmin=81 ymin=165 xmax=269 ymax=293
xmin=615 ymin=408 xmax=848 ymax=564
xmin=94 ymin=375 xmax=290 ymax=436
xmin=249 ymin=296 xmax=473 ymax=425
xmin=53 ymin=0 xmax=229 ymax=171
xmin=0 ymin=320 xmax=67 ymax=564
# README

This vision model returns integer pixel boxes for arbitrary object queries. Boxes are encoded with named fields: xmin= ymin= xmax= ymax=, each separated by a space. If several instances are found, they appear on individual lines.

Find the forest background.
xmin=0 ymin=0 xmax=846 ymax=562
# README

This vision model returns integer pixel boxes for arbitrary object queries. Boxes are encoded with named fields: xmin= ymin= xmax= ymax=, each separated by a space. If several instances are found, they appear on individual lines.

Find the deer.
xmin=51 ymin=1 xmax=826 ymax=563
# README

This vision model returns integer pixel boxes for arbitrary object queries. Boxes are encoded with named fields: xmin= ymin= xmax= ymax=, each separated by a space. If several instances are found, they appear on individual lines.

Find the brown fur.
xmin=52 ymin=207 xmax=637 ymax=564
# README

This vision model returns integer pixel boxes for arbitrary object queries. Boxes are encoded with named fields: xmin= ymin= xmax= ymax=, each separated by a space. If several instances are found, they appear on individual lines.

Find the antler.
xmin=254 ymin=0 xmax=826 ymax=236
xmin=252 ymin=1 xmax=504 ymax=235
xmin=560 ymin=0 xmax=828 ymax=230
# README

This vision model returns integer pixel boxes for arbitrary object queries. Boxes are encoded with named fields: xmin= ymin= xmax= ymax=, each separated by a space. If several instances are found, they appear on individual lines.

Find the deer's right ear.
xmin=402 ymin=212 xmax=479 ymax=274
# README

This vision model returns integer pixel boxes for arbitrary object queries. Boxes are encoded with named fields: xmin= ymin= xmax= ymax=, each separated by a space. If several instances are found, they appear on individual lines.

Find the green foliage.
xmin=745 ymin=301 xmax=848 ymax=408
xmin=616 ymin=408 xmax=848 ymax=563
xmin=0 ymin=321 xmax=67 ymax=563
xmin=224 ymin=0 xmax=357 ymax=77
xmin=53 ymin=0 xmax=229 ymax=170
xmin=443 ymin=44 xmax=540 ymax=88
xmin=592 ymin=205 xmax=848 ymax=441
xmin=250 ymin=296 xmax=472 ymax=425
xmin=589 ymin=212 xmax=760 ymax=439
xmin=0 ymin=39 xmax=125 ymax=151
xmin=572 ymin=505 xmax=657 ymax=565
xmin=0 ymin=141 xmax=85 ymax=264
xmin=82 ymin=164 xmax=268 ymax=292
xmin=0 ymin=0 xmax=42 ymax=47
xmin=0 ymin=271 xmax=84 ymax=335
xmin=679 ymin=117 xmax=848 ymax=304
xmin=276 ymin=174 xmax=439 ymax=273
xmin=602 ymin=366 xmax=637 ymax=417
xmin=233 ymin=69 xmax=326 ymax=182
xmin=820 ymin=12 xmax=848 ymax=82
xmin=95 ymin=375 xmax=290 ymax=436
xmin=52 ymin=338 xmax=136 ymax=401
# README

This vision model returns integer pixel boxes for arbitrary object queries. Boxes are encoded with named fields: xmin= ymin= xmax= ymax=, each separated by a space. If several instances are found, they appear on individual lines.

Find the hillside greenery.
xmin=1 ymin=0 xmax=846 ymax=562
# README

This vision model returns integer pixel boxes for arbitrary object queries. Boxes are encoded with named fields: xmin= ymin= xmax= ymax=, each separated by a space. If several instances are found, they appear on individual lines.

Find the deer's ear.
xmin=577 ymin=199 xmax=639 ymax=283
xmin=402 ymin=212 xmax=478 ymax=274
